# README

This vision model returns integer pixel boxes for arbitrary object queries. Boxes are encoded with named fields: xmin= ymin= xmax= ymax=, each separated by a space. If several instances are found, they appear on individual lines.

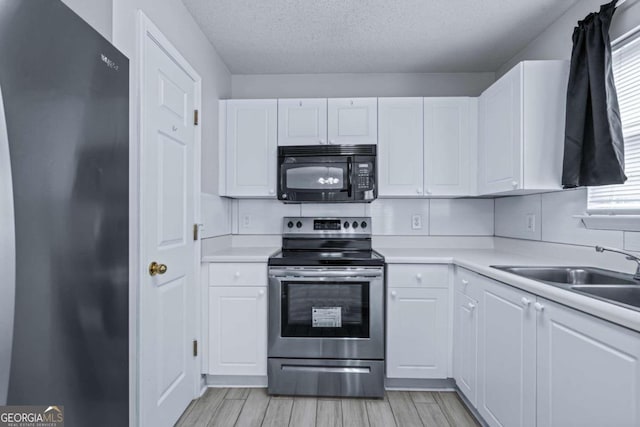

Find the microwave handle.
xmin=347 ymin=157 xmax=352 ymax=197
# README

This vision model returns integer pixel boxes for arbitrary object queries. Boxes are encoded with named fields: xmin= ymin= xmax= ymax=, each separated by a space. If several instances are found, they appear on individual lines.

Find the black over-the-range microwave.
xmin=277 ymin=144 xmax=377 ymax=203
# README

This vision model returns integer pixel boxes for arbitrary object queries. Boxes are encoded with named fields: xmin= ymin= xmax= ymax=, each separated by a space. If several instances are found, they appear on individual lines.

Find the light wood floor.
xmin=175 ymin=388 xmax=481 ymax=427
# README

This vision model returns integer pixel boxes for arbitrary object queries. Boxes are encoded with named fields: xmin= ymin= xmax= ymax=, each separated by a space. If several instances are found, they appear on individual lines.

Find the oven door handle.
xmin=269 ymin=268 xmax=383 ymax=279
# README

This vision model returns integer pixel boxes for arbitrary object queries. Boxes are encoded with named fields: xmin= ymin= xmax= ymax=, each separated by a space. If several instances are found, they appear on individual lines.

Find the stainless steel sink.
xmin=571 ymin=285 xmax=640 ymax=310
xmin=491 ymin=266 xmax=640 ymax=311
xmin=492 ymin=266 xmax=639 ymax=286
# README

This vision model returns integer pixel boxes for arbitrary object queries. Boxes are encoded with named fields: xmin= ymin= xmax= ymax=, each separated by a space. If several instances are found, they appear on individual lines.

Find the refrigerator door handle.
xmin=0 ymin=83 xmax=15 ymax=405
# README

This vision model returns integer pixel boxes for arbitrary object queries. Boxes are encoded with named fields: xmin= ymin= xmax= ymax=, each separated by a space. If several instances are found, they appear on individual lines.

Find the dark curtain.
xmin=562 ymin=0 xmax=626 ymax=188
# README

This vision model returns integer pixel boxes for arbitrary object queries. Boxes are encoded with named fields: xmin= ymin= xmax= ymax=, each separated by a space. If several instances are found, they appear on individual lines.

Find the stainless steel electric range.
xmin=267 ymin=217 xmax=385 ymax=398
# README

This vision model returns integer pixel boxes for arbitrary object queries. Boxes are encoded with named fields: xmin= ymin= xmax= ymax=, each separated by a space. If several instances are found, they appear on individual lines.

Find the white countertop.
xmin=377 ymin=247 xmax=640 ymax=333
xmin=202 ymin=246 xmax=279 ymax=263
xmin=200 ymin=241 xmax=640 ymax=332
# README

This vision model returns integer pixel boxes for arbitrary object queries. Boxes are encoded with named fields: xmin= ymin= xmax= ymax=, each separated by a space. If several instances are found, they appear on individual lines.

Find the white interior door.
xmin=139 ymin=18 xmax=199 ymax=427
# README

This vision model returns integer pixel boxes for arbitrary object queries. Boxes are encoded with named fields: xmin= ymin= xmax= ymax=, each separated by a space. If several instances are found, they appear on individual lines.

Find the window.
xmin=587 ymin=30 xmax=640 ymax=214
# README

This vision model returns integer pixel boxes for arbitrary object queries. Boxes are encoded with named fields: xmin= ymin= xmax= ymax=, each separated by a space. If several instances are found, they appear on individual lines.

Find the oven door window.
xmin=282 ymin=281 xmax=369 ymax=338
xmin=283 ymin=164 xmax=348 ymax=191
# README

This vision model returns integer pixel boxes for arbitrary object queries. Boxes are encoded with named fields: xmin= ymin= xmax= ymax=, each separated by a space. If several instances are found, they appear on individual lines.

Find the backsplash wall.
xmin=494 ymin=189 xmax=640 ymax=251
xmin=231 ymin=198 xmax=494 ymax=236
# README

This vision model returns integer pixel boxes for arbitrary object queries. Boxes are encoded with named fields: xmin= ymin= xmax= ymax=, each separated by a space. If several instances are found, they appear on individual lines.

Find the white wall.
xmin=494 ymin=0 xmax=640 ymax=251
xmin=231 ymin=72 xmax=495 ymax=98
xmin=498 ymin=0 xmax=640 ymax=76
xmin=232 ymin=199 xmax=494 ymax=237
xmin=61 ymin=0 xmax=112 ymax=41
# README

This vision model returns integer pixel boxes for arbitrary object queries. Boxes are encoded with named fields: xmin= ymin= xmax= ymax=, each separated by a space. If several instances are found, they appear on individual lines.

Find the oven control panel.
xmin=283 ymin=217 xmax=371 ymax=235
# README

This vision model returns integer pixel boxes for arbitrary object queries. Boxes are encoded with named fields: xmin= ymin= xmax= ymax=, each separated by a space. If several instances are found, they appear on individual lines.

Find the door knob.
xmin=149 ymin=261 xmax=167 ymax=276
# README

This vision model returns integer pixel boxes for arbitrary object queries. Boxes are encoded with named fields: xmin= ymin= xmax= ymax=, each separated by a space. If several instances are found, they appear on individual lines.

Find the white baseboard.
xmin=205 ymin=375 xmax=268 ymax=388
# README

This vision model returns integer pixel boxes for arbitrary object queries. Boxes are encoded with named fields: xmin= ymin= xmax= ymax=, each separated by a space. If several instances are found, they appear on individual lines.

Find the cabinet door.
xmin=477 ymin=278 xmax=535 ymax=427
xmin=327 ymin=98 xmax=377 ymax=145
xmin=453 ymin=291 xmax=478 ymax=406
xmin=424 ymin=98 xmax=477 ymax=196
xmin=377 ymin=98 xmax=424 ymax=197
xmin=208 ymin=286 xmax=267 ymax=376
xmin=386 ymin=287 xmax=449 ymax=379
xmin=537 ymin=298 xmax=640 ymax=427
xmin=277 ymin=98 xmax=327 ymax=146
xmin=226 ymin=100 xmax=277 ymax=197
xmin=478 ymin=65 xmax=522 ymax=195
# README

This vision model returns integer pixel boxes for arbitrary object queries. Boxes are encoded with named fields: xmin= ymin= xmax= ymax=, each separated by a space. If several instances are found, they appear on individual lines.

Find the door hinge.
xmin=194 ymin=109 xmax=199 ymax=126
xmin=193 ymin=340 xmax=198 ymax=357
xmin=193 ymin=223 xmax=199 ymax=241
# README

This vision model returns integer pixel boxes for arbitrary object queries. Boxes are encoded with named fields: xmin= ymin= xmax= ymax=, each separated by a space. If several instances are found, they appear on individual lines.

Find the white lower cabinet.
xmin=208 ymin=286 xmax=267 ymax=376
xmin=386 ymin=286 xmax=449 ymax=379
xmin=453 ymin=289 xmax=478 ymax=406
xmin=477 ymin=278 xmax=536 ymax=427
xmin=536 ymin=298 xmax=640 ymax=427
xmin=454 ymin=269 xmax=640 ymax=427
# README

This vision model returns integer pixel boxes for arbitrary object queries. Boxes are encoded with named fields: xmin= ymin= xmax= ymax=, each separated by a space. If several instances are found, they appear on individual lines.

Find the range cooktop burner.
xmin=268 ymin=249 xmax=385 ymax=266
xmin=267 ymin=217 xmax=384 ymax=267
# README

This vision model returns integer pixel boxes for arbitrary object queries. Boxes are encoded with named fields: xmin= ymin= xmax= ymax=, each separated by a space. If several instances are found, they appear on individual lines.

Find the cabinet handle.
xmin=534 ymin=302 xmax=545 ymax=312
xmin=390 ymin=291 xmax=397 ymax=299
xmin=269 ymin=189 xmax=275 ymax=194
xmin=511 ymin=180 xmax=518 ymax=188
xmin=234 ymin=272 xmax=241 ymax=278
xmin=426 ymin=189 xmax=432 ymax=195
xmin=461 ymin=279 xmax=469 ymax=286
xmin=520 ymin=297 xmax=531 ymax=307
xmin=416 ymin=273 xmax=422 ymax=281
xmin=417 ymin=188 xmax=422 ymax=194
xmin=329 ymin=139 xmax=336 ymax=144
xmin=319 ymin=140 xmax=326 ymax=144
xmin=259 ymin=289 xmax=265 ymax=296
xmin=467 ymin=302 xmax=476 ymax=311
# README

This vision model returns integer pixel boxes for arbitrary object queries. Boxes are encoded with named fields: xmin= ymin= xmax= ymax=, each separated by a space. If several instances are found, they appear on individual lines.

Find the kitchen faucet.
xmin=595 ymin=246 xmax=640 ymax=280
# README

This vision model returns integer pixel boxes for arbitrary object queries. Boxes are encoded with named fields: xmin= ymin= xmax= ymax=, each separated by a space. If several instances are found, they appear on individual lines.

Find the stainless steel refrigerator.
xmin=0 ymin=1 xmax=129 ymax=426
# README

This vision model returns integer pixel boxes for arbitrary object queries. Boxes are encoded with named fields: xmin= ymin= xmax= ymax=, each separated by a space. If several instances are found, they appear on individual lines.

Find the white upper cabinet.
xmin=378 ymin=98 xmax=424 ymax=197
xmin=536 ymin=298 xmax=640 ymax=427
xmin=328 ymin=98 xmax=378 ymax=145
xmin=424 ymin=98 xmax=477 ymax=196
xmin=478 ymin=61 xmax=569 ymax=195
xmin=225 ymin=99 xmax=277 ymax=197
xmin=277 ymin=98 xmax=327 ymax=146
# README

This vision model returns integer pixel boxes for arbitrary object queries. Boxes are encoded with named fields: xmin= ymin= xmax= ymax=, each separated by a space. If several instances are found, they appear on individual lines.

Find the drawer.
xmin=387 ymin=264 xmax=449 ymax=288
xmin=209 ymin=262 xmax=266 ymax=286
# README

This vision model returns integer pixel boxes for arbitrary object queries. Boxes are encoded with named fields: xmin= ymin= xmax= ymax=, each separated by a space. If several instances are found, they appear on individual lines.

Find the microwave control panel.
xmin=356 ymin=163 xmax=374 ymax=190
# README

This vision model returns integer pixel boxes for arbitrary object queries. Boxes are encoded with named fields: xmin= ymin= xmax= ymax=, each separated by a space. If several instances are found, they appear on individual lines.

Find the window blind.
xmin=587 ymin=30 xmax=640 ymax=213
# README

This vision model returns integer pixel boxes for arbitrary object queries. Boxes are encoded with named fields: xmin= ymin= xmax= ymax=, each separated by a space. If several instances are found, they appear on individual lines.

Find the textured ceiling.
xmin=182 ymin=0 xmax=579 ymax=74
